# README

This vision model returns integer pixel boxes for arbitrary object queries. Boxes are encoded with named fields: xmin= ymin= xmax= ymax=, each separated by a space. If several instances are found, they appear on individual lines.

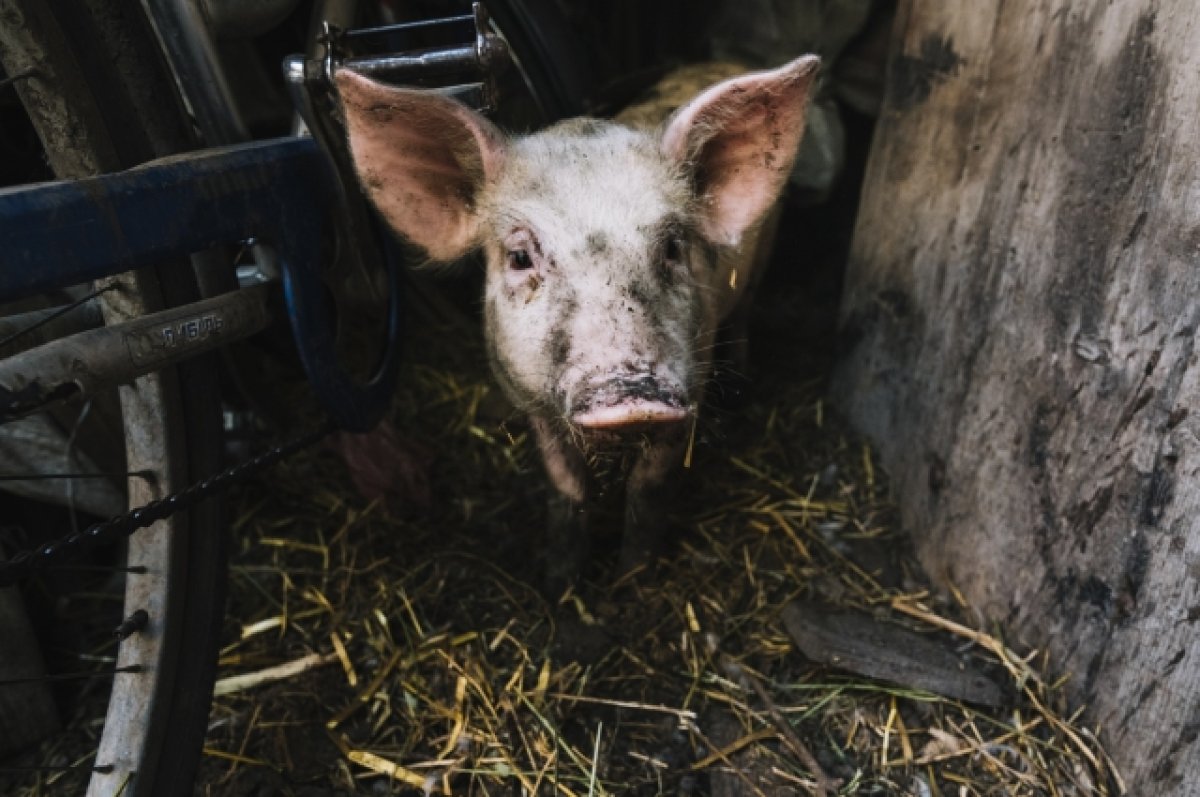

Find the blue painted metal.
xmin=0 ymin=138 xmax=322 ymax=297
xmin=0 ymin=137 xmax=402 ymax=431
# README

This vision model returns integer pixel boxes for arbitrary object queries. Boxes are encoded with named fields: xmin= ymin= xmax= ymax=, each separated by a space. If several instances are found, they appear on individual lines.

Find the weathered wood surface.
xmin=834 ymin=1 xmax=1200 ymax=791
xmin=781 ymin=601 xmax=1003 ymax=707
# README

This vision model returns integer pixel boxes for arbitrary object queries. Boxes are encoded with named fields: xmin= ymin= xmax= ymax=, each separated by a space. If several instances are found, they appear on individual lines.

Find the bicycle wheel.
xmin=0 ymin=0 xmax=227 ymax=794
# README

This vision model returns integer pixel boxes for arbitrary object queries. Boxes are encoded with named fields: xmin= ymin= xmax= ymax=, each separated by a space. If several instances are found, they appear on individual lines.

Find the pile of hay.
xmin=196 ymin=276 xmax=1123 ymax=797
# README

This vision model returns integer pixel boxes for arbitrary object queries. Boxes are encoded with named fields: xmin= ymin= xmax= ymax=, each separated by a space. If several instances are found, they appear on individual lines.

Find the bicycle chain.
xmin=0 ymin=419 xmax=336 ymax=587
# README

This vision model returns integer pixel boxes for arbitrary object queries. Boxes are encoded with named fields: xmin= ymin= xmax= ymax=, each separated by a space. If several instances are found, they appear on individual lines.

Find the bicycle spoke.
xmin=0 ymin=286 xmax=111 ymax=355
xmin=0 ymin=470 xmax=151 ymax=481
xmin=0 ymin=664 xmax=142 ymax=686
xmin=28 ymin=564 xmax=148 ymax=574
xmin=0 ymin=765 xmax=114 ymax=775
xmin=0 ymin=470 xmax=150 ymax=481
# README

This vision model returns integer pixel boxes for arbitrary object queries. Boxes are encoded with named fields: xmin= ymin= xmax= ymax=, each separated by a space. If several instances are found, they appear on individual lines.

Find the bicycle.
xmin=0 ymin=1 xmax=587 ymax=793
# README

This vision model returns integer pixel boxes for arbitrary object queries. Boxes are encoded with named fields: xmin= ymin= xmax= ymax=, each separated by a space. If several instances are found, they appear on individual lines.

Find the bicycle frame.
xmin=0 ymin=5 xmax=516 ymax=434
xmin=0 ymin=4 xmax=556 ymax=794
xmin=0 ymin=136 xmax=402 ymax=431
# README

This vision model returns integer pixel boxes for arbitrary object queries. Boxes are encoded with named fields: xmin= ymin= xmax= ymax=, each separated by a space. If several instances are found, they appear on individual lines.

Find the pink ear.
xmin=335 ymin=70 xmax=507 ymax=262
xmin=662 ymin=55 xmax=820 ymax=247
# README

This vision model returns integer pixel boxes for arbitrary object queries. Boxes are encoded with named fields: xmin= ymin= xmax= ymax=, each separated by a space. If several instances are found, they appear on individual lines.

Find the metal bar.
xmin=0 ymin=283 xmax=273 ymax=422
xmin=0 ymin=133 xmax=398 ymax=430
xmin=0 ymin=137 xmax=330 ymax=302
xmin=280 ymin=57 xmax=405 ymax=432
xmin=339 ymin=15 xmax=475 ymax=52
xmin=342 ymin=44 xmax=482 ymax=83
xmin=198 ymin=0 xmax=299 ymax=38
xmin=143 ymin=0 xmax=249 ymax=143
xmin=318 ymin=4 xmax=509 ymax=108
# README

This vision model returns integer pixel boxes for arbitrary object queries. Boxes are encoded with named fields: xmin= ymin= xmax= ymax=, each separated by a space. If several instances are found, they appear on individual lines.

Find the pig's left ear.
xmin=662 ymin=55 xmax=820 ymax=247
xmin=335 ymin=69 xmax=506 ymax=262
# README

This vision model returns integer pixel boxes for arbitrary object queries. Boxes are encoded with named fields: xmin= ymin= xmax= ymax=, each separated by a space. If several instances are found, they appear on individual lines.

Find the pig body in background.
xmin=337 ymin=56 xmax=819 ymax=589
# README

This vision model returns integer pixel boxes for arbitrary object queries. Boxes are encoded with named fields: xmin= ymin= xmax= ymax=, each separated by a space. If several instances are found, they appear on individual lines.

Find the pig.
xmin=335 ymin=55 xmax=820 ymax=590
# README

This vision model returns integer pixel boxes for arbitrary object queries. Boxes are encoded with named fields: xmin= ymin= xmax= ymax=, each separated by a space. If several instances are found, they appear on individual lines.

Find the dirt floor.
xmin=188 ymin=195 xmax=1124 ymax=796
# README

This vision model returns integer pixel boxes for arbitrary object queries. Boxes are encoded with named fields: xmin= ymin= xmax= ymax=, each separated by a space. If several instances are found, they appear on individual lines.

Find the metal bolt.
xmin=114 ymin=609 xmax=150 ymax=640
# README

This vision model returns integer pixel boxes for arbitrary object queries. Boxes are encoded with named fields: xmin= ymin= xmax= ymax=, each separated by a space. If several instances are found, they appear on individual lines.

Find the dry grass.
xmin=193 ymin=278 xmax=1124 ymax=796
xmin=0 ymin=267 xmax=1124 ymax=796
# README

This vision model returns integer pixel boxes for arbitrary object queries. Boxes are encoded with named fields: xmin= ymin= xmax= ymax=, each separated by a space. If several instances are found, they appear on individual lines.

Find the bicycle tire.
xmin=0 ymin=0 xmax=227 ymax=794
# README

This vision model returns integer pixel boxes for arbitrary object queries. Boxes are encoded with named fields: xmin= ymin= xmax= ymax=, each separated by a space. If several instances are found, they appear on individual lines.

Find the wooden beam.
xmin=835 ymin=1 xmax=1200 ymax=791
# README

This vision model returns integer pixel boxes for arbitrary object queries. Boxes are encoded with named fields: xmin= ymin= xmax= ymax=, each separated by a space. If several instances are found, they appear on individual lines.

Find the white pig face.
xmin=336 ymin=56 xmax=819 ymax=433
xmin=478 ymin=119 xmax=714 ymax=429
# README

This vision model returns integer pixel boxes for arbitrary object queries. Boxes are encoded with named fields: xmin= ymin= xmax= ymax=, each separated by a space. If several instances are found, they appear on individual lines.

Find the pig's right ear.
xmin=336 ymin=70 xmax=507 ymax=262
xmin=662 ymin=55 xmax=820 ymax=248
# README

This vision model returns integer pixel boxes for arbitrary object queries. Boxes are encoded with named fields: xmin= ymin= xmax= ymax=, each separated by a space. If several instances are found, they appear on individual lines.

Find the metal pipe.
xmin=198 ymin=0 xmax=300 ymax=38
xmin=342 ymin=44 xmax=482 ymax=83
xmin=142 ymin=0 xmax=249 ymax=143
xmin=0 ymin=283 xmax=273 ymax=422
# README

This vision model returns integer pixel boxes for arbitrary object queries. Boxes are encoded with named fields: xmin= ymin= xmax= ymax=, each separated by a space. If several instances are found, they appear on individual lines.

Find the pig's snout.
xmin=574 ymin=401 xmax=689 ymax=431
xmin=570 ymin=373 xmax=689 ymax=432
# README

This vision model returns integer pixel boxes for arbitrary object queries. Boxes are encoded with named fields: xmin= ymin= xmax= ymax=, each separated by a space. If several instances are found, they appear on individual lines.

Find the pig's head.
xmin=336 ymin=57 xmax=819 ymax=436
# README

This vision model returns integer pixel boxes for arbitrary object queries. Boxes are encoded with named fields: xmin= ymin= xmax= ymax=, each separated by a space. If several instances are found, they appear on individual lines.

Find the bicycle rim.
xmin=0 ymin=0 xmax=227 ymax=794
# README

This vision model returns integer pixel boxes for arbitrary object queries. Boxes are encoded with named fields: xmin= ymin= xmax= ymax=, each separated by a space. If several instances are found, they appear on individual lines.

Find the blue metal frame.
xmin=0 ymin=137 xmax=401 ymax=432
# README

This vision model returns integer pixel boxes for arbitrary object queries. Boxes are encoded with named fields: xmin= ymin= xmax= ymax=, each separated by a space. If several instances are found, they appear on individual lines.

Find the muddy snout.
xmin=570 ymin=373 xmax=690 ymax=433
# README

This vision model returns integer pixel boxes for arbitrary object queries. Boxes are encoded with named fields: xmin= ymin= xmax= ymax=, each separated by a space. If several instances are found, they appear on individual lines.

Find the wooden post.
xmin=834 ymin=1 xmax=1200 ymax=791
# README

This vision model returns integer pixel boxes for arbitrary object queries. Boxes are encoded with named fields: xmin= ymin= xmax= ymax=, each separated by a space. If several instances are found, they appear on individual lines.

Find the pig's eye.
xmin=660 ymin=236 xmax=687 ymax=281
xmin=664 ymin=238 xmax=684 ymax=264
xmin=507 ymin=249 xmax=533 ymax=271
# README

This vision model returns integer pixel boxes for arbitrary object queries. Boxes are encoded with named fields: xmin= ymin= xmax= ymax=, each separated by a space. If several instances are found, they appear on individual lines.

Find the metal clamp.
xmin=274 ymin=2 xmax=511 ymax=431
